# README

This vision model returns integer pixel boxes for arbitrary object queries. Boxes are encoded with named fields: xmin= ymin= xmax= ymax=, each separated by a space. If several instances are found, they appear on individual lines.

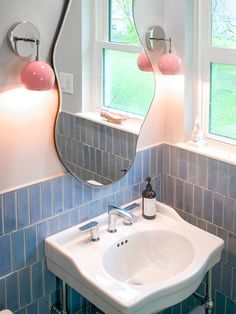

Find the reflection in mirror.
xmin=54 ymin=0 xmax=155 ymax=186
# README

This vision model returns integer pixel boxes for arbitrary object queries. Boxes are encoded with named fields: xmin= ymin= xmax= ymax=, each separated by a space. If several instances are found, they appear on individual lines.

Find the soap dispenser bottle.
xmin=142 ymin=177 xmax=156 ymax=219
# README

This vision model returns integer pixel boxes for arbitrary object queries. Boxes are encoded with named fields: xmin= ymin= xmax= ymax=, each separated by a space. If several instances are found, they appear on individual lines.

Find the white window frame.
xmin=197 ymin=0 xmax=236 ymax=150
xmin=90 ymin=0 xmax=143 ymax=114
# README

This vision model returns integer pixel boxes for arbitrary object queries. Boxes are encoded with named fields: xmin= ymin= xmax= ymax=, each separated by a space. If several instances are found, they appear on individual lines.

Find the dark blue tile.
xmin=17 ymin=188 xmax=30 ymax=228
xmin=203 ymin=190 xmax=213 ymax=222
xmin=32 ymin=261 xmax=43 ymax=300
xmin=3 ymin=192 xmax=16 ymax=233
xmin=179 ymin=149 xmax=188 ymax=180
xmin=0 ymin=234 xmax=12 ymax=276
xmin=134 ymin=151 xmax=142 ymax=184
xmin=228 ymin=232 xmax=236 ymax=266
xmin=154 ymin=176 xmax=162 ymax=202
xmin=208 ymin=158 xmax=217 ymax=191
xmin=26 ymin=302 xmax=38 ymax=314
xmin=233 ymin=268 xmax=236 ymax=300
xmin=213 ymin=193 xmax=223 ymax=227
xmin=198 ymin=155 xmax=208 ymax=188
xmin=41 ymin=181 xmax=53 ymax=219
xmin=150 ymin=147 xmax=157 ymax=176
xmin=15 ymin=309 xmax=26 ymax=314
xmin=53 ymin=177 xmax=63 ymax=214
xmin=6 ymin=273 xmax=19 ymax=311
xmin=170 ymin=146 xmax=179 ymax=177
xmin=212 ymin=262 xmax=222 ymax=291
xmin=221 ymin=262 xmax=233 ymax=297
xmin=229 ymin=165 xmax=236 ymax=199
xmin=19 ymin=267 xmax=31 ymax=307
xmin=29 ymin=184 xmax=42 ymax=224
xmin=193 ymin=185 xmax=203 ymax=218
xmin=217 ymin=227 xmax=227 ymax=261
xmin=12 ymin=229 xmax=25 ymax=270
xmin=37 ymin=221 xmax=48 ymax=259
xmin=157 ymin=145 xmax=163 ymax=176
xmin=0 ymin=278 xmax=6 ymax=309
xmin=38 ymin=296 xmax=49 ymax=314
xmin=142 ymin=149 xmax=150 ymax=180
xmin=215 ymin=291 xmax=225 ymax=314
xmin=226 ymin=298 xmax=236 ymax=314
xmin=163 ymin=144 xmax=170 ymax=174
xmin=43 ymin=261 xmax=56 ymax=295
xmin=165 ymin=175 xmax=174 ymax=207
xmin=24 ymin=225 xmax=37 ymax=265
xmin=64 ymin=175 xmax=73 ymax=210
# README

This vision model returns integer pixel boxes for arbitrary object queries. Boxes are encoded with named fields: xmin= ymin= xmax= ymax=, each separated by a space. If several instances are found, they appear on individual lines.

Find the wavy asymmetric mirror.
xmin=54 ymin=0 xmax=155 ymax=186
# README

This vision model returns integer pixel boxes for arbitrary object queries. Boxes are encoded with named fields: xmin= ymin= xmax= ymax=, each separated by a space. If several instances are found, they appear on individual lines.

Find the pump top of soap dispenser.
xmin=142 ymin=177 xmax=156 ymax=197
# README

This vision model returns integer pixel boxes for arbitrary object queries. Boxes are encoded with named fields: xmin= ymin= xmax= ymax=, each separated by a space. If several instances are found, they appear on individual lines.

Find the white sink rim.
xmin=45 ymin=200 xmax=224 ymax=314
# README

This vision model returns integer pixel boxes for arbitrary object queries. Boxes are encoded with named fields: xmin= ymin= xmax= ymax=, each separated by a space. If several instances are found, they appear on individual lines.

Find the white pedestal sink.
xmin=45 ymin=200 xmax=224 ymax=314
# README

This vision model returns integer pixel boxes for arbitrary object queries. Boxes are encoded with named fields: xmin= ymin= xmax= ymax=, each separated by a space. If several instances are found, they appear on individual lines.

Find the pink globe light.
xmin=21 ymin=60 xmax=55 ymax=91
xmin=137 ymin=52 xmax=153 ymax=72
xmin=158 ymin=53 xmax=182 ymax=75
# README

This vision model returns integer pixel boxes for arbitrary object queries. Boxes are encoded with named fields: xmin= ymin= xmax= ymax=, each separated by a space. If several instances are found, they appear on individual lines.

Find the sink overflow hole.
xmin=117 ymin=239 xmax=128 ymax=247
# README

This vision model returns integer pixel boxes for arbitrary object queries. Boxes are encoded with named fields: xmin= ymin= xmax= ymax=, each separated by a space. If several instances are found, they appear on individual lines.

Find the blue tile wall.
xmin=0 ymin=145 xmax=162 ymax=314
xmin=162 ymin=144 xmax=236 ymax=314
xmin=56 ymin=112 xmax=138 ymax=185
xmin=0 ymin=143 xmax=235 ymax=314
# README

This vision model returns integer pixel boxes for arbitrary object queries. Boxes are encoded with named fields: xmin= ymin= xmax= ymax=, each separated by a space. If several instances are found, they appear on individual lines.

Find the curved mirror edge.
xmin=53 ymin=0 xmax=156 ymax=187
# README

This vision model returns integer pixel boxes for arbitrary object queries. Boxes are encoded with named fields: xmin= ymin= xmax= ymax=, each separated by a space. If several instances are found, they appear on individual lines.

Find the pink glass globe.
xmin=21 ymin=61 xmax=55 ymax=91
xmin=158 ymin=53 xmax=182 ymax=75
xmin=137 ymin=52 xmax=153 ymax=72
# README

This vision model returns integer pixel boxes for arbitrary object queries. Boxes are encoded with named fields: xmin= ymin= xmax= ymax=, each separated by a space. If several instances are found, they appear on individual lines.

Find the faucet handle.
xmin=79 ymin=221 xmax=100 ymax=242
xmin=123 ymin=203 xmax=139 ymax=226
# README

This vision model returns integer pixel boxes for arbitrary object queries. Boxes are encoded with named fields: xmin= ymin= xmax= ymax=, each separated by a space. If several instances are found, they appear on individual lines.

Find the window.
xmin=199 ymin=0 xmax=236 ymax=145
xmin=94 ymin=0 xmax=154 ymax=116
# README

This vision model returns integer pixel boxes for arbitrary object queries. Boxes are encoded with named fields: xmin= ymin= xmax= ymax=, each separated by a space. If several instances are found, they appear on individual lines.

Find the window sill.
xmin=177 ymin=141 xmax=236 ymax=166
xmin=75 ymin=111 xmax=143 ymax=135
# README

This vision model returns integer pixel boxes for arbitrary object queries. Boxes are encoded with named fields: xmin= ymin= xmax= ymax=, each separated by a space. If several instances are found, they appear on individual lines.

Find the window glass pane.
xmin=212 ymin=0 xmax=236 ymax=48
xmin=103 ymin=49 xmax=154 ymax=116
xmin=209 ymin=63 xmax=236 ymax=140
xmin=109 ymin=0 xmax=139 ymax=45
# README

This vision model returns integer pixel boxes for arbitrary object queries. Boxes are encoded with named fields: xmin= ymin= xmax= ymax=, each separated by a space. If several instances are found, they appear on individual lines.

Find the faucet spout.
xmin=108 ymin=204 xmax=137 ymax=233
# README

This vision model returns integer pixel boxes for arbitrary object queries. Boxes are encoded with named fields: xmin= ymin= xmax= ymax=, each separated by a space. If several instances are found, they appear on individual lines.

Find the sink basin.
xmin=103 ymin=230 xmax=194 ymax=285
xmin=45 ymin=200 xmax=224 ymax=314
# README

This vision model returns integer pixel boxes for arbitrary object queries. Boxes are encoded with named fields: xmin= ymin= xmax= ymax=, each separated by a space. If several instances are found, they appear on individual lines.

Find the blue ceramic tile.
xmin=221 ymin=262 xmax=233 ymax=297
xmin=196 ymin=218 xmax=207 ymax=230
xmin=213 ymin=193 xmax=223 ymax=227
xmin=179 ymin=149 xmax=188 ymax=180
xmin=142 ymin=149 xmax=150 ymax=181
xmin=134 ymin=152 xmax=142 ymax=184
xmin=203 ymin=190 xmax=213 ymax=222
xmin=90 ymin=201 xmax=99 ymax=219
xmin=48 ymin=216 xmax=59 ymax=236
xmin=154 ymin=176 xmax=162 ymax=202
xmin=19 ymin=267 xmax=31 ymax=307
xmin=120 ymin=131 xmax=127 ymax=159
xmin=102 ymin=151 xmax=109 ymax=179
xmin=53 ymin=177 xmax=63 ymax=215
xmin=127 ymin=133 xmax=136 ymax=161
xmin=233 ymin=268 xmax=236 ymax=300
xmin=69 ymin=114 xmax=75 ymax=140
xmin=37 ymin=221 xmax=48 ymax=259
xmin=16 ymin=309 xmax=26 ymax=314
xmin=64 ymin=175 xmax=73 ymax=210
xmin=226 ymin=298 xmax=236 ymax=314
xmin=223 ymin=197 xmax=235 ymax=232
xmin=69 ymin=208 xmax=80 ymax=226
xmin=24 ymin=225 xmax=37 ymax=265
xmin=0 ymin=196 xmax=3 ymax=236
xmin=157 ymin=145 xmax=163 ymax=176
xmin=184 ymin=182 xmax=193 ymax=214
xmin=163 ymin=144 xmax=170 ymax=174
xmin=165 ymin=175 xmax=174 ymax=207
xmin=99 ymin=124 xmax=106 ymax=151
xmin=212 ymin=262 xmax=222 ymax=291
xmin=38 ymin=296 xmax=49 ymax=314
xmin=3 ymin=192 xmax=16 ymax=233
xmin=41 ymin=181 xmax=52 ymax=219
xmin=198 ymin=155 xmax=208 ymax=188
xmin=26 ymin=302 xmax=38 ymax=314
xmin=0 ymin=278 xmax=6 ymax=309
xmin=79 ymin=204 xmax=90 ymax=223
xmin=132 ymin=183 xmax=140 ymax=200
xmin=175 ymin=179 xmax=184 ymax=210
xmin=207 ymin=223 xmax=217 ymax=235
xmin=92 ymin=122 xmax=99 ymax=149
xmin=32 ymin=261 xmax=43 ymax=300
xmin=0 ymin=234 xmax=12 ymax=276
xmin=215 ymin=291 xmax=226 ymax=314
xmin=12 ymin=229 xmax=25 ymax=270
xmin=106 ymin=126 xmax=113 ymax=154
xmin=228 ymin=232 xmax=236 ymax=266
xmin=43 ymin=261 xmax=56 ymax=295
xmin=6 ymin=272 xmax=19 ymax=311
xmin=150 ymin=147 xmax=157 ymax=176
xmin=29 ymin=184 xmax=42 ymax=224
xmin=59 ymin=212 xmax=70 ymax=231
xmin=208 ymin=158 xmax=217 ymax=191
xmin=188 ymin=151 xmax=197 ymax=184
xmin=170 ymin=146 xmax=179 ymax=177
xmin=217 ymin=227 xmax=227 ymax=261
xmin=84 ymin=184 xmax=92 ymax=204
xmin=17 ymin=188 xmax=30 ymax=229
xmin=218 ymin=161 xmax=229 ymax=195
xmin=229 ymin=165 xmax=236 ymax=199
xmin=193 ymin=185 xmax=203 ymax=218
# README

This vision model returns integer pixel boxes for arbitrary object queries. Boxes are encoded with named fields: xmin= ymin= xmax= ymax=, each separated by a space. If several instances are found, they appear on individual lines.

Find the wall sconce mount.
xmin=7 ymin=21 xmax=55 ymax=91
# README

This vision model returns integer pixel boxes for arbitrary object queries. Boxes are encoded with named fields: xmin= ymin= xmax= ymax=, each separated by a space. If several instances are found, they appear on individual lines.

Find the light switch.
xmin=59 ymin=72 xmax=73 ymax=95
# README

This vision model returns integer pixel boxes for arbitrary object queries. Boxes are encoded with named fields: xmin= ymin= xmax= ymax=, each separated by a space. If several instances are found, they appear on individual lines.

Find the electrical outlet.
xmin=59 ymin=72 xmax=73 ymax=95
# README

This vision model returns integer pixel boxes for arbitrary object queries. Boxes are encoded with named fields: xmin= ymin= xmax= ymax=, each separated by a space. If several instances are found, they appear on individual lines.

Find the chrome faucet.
xmin=79 ymin=221 xmax=100 ymax=241
xmin=108 ymin=203 xmax=139 ymax=233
